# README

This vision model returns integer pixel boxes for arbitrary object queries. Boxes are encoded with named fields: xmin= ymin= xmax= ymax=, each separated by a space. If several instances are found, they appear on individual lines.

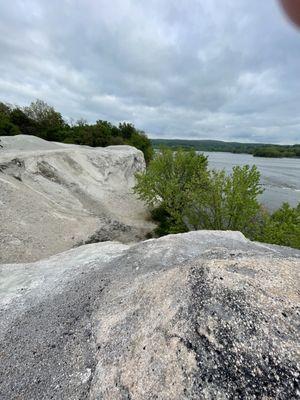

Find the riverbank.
xmin=152 ymin=139 xmax=300 ymax=159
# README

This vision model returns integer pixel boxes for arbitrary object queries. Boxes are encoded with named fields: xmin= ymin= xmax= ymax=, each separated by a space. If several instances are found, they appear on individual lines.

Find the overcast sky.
xmin=1 ymin=0 xmax=300 ymax=143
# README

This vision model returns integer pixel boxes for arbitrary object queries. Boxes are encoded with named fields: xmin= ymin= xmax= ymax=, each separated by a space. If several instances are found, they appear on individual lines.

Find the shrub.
xmin=134 ymin=149 xmax=263 ymax=235
xmin=134 ymin=148 xmax=209 ymax=232
xmin=187 ymin=165 xmax=263 ymax=232
xmin=255 ymin=203 xmax=300 ymax=249
xmin=135 ymin=148 xmax=299 ymax=249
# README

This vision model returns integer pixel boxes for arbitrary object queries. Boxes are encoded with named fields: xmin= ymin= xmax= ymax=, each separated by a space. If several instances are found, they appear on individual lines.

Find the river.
xmin=202 ymin=152 xmax=300 ymax=211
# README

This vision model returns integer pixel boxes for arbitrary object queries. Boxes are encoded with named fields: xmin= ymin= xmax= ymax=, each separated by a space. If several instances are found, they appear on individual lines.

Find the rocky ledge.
xmin=0 ymin=231 xmax=299 ymax=399
xmin=0 ymin=135 xmax=154 ymax=263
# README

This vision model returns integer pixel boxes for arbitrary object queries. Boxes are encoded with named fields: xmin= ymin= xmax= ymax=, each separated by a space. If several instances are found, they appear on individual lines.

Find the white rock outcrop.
xmin=0 ymin=231 xmax=299 ymax=399
xmin=0 ymin=135 xmax=154 ymax=263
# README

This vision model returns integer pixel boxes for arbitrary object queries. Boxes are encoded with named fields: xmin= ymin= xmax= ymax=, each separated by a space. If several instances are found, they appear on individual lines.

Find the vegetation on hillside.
xmin=0 ymin=100 xmax=153 ymax=163
xmin=134 ymin=148 xmax=300 ymax=249
xmin=152 ymin=139 xmax=300 ymax=158
xmin=252 ymin=146 xmax=300 ymax=158
xmin=1 ymin=100 xmax=299 ymax=249
xmin=254 ymin=203 xmax=300 ymax=249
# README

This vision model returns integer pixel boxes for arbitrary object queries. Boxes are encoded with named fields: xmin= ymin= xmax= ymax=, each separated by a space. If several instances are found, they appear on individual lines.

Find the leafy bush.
xmin=254 ymin=203 xmax=300 ymax=249
xmin=186 ymin=165 xmax=263 ymax=232
xmin=0 ymin=114 xmax=20 ymax=136
xmin=134 ymin=148 xmax=262 ymax=234
xmin=134 ymin=148 xmax=299 ymax=249
xmin=134 ymin=148 xmax=209 ymax=232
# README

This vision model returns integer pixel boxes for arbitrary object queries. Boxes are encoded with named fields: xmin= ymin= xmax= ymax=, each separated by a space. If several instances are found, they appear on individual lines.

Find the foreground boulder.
xmin=0 ymin=231 xmax=299 ymax=399
xmin=0 ymin=135 xmax=154 ymax=263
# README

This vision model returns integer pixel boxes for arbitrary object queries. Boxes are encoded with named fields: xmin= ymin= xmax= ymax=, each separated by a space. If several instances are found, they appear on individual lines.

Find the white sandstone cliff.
xmin=0 ymin=135 xmax=154 ymax=263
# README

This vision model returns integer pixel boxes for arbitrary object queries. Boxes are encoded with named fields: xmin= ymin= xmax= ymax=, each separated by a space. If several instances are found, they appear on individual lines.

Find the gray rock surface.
xmin=0 ymin=231 xmax=299 ymax=399
xmin=0 ymin=135 xmax=154 ymax=263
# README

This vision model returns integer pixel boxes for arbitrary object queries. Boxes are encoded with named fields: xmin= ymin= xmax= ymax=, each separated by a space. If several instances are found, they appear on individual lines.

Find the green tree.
xmin=119 ymin=122 xmax=135 ymax=140
xmin=9 ymin=108 xmax=38 ymax=136
xmin=187 ymin=165 xmax=263 ymax=232
xmin=0 ymin=114 xmax=20 ymax=136
xmin=23 ymin=99 xmax=66 ymax=140
xmin=0 ymin=98 xmax=153 ymax=162
xmin=94 ymin=120 xmax=113 ymax=146
xmin=128 ymin=131 xmax=153 ymax=164
xmin=134 ymin=148 xmax=209 ymax=232
xmin=256 ymin=203 xmax=300 ymax=249
xmin=0 ymin=102 xmax=11 ymax=117
xmin=134 ymin=149 xmax=263 ymax=235
xmin=0 ymin=103 xmax=20 ymax=136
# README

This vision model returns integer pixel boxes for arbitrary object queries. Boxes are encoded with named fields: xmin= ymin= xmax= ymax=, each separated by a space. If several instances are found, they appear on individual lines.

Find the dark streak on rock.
xmin=0 ymin=271 xmax=109 ymax=400
xmin=184 ymin=265 xmax=300 ymax=399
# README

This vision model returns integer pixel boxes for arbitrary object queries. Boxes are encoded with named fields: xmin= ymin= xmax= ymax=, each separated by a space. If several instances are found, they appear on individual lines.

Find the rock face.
xmin=0 ymin=135 xmax=154 ymax=263
xmin=0 ymin=231 xmax=299 ymax=399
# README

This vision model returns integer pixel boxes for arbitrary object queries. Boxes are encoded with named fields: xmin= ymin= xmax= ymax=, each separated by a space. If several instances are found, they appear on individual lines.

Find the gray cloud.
xmin=0 ymin=0 xmax=300 ymax=143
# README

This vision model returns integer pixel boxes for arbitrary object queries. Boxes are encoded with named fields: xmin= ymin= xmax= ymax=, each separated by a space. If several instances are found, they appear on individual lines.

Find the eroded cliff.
xmin=0 ymin=135 xmax=154 ymax=263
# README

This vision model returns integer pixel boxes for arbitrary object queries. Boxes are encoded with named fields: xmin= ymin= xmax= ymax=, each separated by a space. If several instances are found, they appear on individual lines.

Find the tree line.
xmin=0 ymin=99 xmax=153 ymax=163
xmin=152 ymin=139 xmax=300 ymax=158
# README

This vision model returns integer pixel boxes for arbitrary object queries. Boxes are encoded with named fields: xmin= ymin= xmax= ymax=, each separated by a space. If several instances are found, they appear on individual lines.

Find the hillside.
xmin=152 ymin=138 xmax=300 ymax=158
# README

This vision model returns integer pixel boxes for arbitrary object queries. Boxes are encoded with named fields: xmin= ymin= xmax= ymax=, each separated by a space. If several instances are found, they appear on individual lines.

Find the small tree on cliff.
xmin=134 ymin=148 xmax=209 ymax=233
xmin=134 ymin=148 xmax=263 ymax=235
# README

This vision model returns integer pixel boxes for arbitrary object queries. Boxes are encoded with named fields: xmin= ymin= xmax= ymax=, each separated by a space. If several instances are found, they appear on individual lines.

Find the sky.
xmin=0 ymin=0 xmax=300 ymax=144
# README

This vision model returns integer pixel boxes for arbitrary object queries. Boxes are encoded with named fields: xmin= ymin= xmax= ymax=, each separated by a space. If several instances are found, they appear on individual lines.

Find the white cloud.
xmin=0 ymin=0 xmax=300 ymax=143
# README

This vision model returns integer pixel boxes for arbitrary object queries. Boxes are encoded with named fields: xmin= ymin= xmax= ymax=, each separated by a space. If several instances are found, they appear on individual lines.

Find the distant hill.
xmin=151 ymin=139 xmax=300 ymax=158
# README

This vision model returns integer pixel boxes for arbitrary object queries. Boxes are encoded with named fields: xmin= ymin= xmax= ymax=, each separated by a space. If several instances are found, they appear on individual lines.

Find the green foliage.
xmin=0 ymin=102 xmax=11 ymax=116
xmin=134 ymin=148 xmax=299 ymax=249
xmin=134 ymin=148 xmax=209 ymax=232
xmin=119 ymin=122 xmax=135 ymax=140
xmin=0 ymin=115 xmax=20 ymax=136
xmin=24 ymin=100 xmax=65 ymax=130
xmin=254 ymin=203 xmax=300 ymax=249
xmin=128 ymin=131 xmax=153 ymax=164
xmin=253 ymin=146 xmax=300 ymax=158
xmin=134 ymin=150 xmax=262 ymax=234
xmin=187 ymin=165 xmax=263 ymax=232
xmin=150 ymin=206 xmax=175 ymax=236
xmin=10 ymin=108 xmax=37 ymax=136
xmin=0 ymin=103 xmax=19 ymax=136
xmin=0 ymin=99 xmax=153 ymax=163
xmin=152 ymin=139 xmax=300 ymax=159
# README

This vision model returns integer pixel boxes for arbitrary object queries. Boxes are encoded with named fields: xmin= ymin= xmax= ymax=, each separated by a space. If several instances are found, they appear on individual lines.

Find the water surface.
xmin=202 ymin=152 xmax=300 ymax=211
